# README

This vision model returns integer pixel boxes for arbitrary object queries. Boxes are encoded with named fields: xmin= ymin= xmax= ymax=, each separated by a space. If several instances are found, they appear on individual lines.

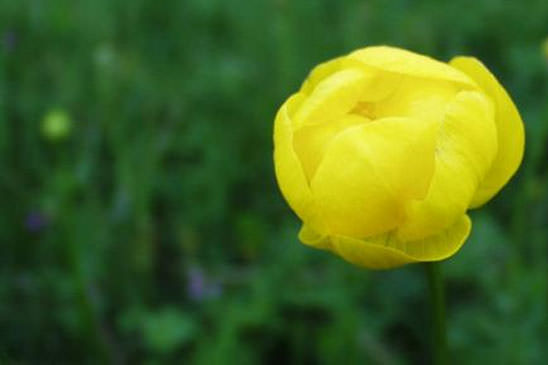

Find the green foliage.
xmin=1 ymin=0 xmax=547 ymax=363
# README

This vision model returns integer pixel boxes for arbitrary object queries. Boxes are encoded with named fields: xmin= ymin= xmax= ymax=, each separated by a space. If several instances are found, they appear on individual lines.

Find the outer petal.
xmin=348 ymin=46 xmax=477 ymax=86
xmin=299 ymin=55 xmax=400 ymax=103
xmin=449 ymin=56 xmax=525 ymax=207
xmin=293 ymin=114 xmax=370 ymax=181
xmin=397 ymin=91 xmax=497 ymax=241
xmin=298 ymin=224 xmax=331 ymax=250
xmin=293 ymin=69 xmax=371 ymax=128
xmin=299 ymin=57 xmax=344 ymax=95
xmin=273 ymin=93 xmax=325 ymax=233
xmin=299 ymin=215 xmax=471 ymax=269
xmin=310 ymin=117 xmax=438 ymax=238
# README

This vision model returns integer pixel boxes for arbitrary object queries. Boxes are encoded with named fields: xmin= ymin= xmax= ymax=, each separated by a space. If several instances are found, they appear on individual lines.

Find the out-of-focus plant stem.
xmin=425 ymin=261 xmax=448 ymax=365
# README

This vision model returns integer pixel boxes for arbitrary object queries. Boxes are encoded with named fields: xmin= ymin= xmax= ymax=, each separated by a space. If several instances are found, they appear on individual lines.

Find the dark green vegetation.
xmin=1 ymin=0 xmax=547 ymax=363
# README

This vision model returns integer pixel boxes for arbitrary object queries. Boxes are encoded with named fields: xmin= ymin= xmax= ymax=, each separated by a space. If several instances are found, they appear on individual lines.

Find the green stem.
xmin=424 ymin=261 xmax=448 ymax=365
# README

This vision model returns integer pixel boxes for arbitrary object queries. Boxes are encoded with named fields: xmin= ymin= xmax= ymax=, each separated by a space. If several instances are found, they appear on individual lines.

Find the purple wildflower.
xmin=186 ymin=266 xmax=222 ymax=301
xmin=2 ymin=31 xmax=16 ymax=52
xmin=25 ymin=211 xmax=49 ymax=233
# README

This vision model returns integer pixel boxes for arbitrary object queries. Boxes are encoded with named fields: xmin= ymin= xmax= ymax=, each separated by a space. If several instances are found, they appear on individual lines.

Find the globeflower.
xmin=273 ymin=46 xmax=524 ymax=269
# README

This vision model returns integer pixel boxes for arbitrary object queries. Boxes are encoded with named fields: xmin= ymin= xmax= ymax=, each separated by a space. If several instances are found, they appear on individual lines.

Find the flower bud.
xmin=42 ymin=108 xmax=71 ymax=141
xmin=273 ymin=46 xmax=524 ymax=269
xmin=542 ymin=38 xmax=548 ymax=62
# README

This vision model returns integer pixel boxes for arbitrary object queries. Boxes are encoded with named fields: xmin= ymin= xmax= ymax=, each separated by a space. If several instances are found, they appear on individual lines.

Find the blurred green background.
xmin=1 ymin=0 xmax=547 ymax=364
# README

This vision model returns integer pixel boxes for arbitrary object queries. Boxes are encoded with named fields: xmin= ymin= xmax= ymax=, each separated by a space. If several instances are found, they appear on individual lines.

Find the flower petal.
xmin=298 ymin=224 xmax=331 ymax=250
xmin=293 ymin=68 xmax=371 ymax=128
xmin=273 ymin=93 xmax=325 ymax=232
xmin=299 ymin=57 xmax=344 ymax=95
xmin=293 ymin=114 xmax=370 ymax=181
xmin=348 ymin=46 xmax=477 ymax=86
xmin=299 ymin=56 xmax=399 ymax=103
xmin=449 ymin=57 xmax=525 ymax=207
xmin=329 ymin=214 xmax=471 ymax=269
xmin=397 ymin=91 xmax=497 ymax=241
xmin=310 ymin=117 xmax=438 ymax=237
xmin=374 ymin=77 xmax=459 ymax=124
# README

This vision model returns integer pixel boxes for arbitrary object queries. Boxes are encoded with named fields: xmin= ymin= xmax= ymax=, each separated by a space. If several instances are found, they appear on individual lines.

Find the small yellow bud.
xmin=42 ymin=108 xmax=71 ymax=141
xmin=542 ymin=38 xmax=548 ymax=61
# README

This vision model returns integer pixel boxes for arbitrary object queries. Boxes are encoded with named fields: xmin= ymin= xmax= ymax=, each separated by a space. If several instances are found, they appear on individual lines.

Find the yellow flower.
xmin=273 ymin=46 xmax=524 ymax=269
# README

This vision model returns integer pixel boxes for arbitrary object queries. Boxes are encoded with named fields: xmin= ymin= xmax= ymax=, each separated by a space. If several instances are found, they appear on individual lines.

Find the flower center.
xmin=351 ymin=101 xmax=376 ymax=119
